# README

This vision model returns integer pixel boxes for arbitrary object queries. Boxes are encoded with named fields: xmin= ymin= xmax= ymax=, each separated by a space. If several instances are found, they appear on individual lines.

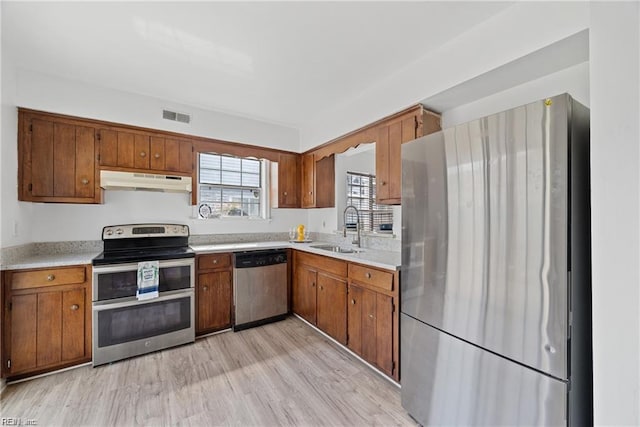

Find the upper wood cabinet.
xmin=98 ymin=129 xmax=193 ymax=175
xmin=18 ymin=112 xmax=100 ymax=204
xmin=301 ymin=153 xmax=335 ymax=208
xmin=376 ymin=109 xmax=441 ymax=205
xmin=277 ymin=153 xmax=300 ymax=208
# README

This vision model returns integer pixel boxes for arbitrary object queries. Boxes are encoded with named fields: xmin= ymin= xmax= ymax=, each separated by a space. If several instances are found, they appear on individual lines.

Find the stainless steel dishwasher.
xmin=233 ymin=249 xmax=288 ymax=331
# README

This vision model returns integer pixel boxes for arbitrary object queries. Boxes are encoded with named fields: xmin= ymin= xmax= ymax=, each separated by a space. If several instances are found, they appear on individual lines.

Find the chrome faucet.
xmin=343 ymin=205 xmax=361 ymax=248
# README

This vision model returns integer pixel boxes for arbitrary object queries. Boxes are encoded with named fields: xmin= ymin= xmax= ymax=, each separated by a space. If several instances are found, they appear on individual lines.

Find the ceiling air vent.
xmin=162 ymin=109 xmax=191 ymax=124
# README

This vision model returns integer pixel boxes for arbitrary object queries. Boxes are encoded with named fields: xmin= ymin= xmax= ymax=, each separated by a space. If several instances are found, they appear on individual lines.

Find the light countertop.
xmin=1 ymin=252 xmax=100 ymax=271
xmin=2 ymin=241 xmax=400 ymax=272
xmin=191 ymin=241 xmax=401 ymax=271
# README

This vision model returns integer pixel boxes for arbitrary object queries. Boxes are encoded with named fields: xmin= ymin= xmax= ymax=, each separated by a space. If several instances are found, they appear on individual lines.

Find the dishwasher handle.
xmin=234 ymin=249 xmax=288 ymax=268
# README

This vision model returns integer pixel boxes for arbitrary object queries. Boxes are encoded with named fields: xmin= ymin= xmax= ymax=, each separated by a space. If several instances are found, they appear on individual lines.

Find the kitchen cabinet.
xmin=277 ymin=152 xmax=300 ymax=208
xmin=292 ymin=251 xmax=347 ymax=344
xmin=196 ymin=253 xmax=232 ymax=335
xmin=99 ymin=130 xmax=193 ymax=175
xmin=347 ymin=263 xmax=399 ymax=380
xmin=18 ymin=112 xmax=100 ymax=203
xmin=376 ymin=109 xmax=440 ymax=205
xmin=2 ymin=265 xmax=92 ymax=380
xmin=301 ymin=153 xmax=335 ymax=208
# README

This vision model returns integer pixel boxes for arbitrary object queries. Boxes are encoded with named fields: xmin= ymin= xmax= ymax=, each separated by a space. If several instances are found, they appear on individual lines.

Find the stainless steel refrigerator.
xmin=400 ymin=94 xmax=592 ymax=426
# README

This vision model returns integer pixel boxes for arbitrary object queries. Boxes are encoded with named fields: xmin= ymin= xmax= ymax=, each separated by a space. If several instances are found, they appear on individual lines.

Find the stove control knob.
xmin=115 ymin=228 xmax=124 ymax=235
xmin=105 ymin=229 xmax=113 ymax=236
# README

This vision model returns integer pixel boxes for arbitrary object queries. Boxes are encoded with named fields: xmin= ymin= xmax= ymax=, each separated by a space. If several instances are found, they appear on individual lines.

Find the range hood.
xmin=100 ymin=170 xmax=192 ymax=193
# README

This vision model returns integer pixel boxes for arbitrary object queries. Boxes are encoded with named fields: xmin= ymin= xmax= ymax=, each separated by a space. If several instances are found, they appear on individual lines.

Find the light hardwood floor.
xmin=1 ymin=317 xmax=416 ymax=426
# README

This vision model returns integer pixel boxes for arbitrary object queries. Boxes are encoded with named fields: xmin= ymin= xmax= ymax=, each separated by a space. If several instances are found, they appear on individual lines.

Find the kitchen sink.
xmin=309 ymin=244 xmax=363 ymax=254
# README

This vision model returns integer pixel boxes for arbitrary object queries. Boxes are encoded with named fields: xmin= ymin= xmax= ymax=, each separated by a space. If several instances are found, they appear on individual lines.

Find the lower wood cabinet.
xmin=2 ymin=265 xmax=92 ymax=380
xmin=292 ymin=251 xmax=347 ymax=345
xmin=196 ymin=253 xmax=232 ymax=335
xmin=347 ymin=284 xmax=394 ymax=377
xmin=292 ymin=250 xmax=399 ymax=381
xmin=347 ymin=263 xmax=399 ymax=381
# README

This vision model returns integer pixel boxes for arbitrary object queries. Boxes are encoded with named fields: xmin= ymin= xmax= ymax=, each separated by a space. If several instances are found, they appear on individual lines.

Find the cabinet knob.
xmin=320 ymin=286 xmax=324 ymax=291
xmin=140 ymin=151 xmax=147 ymax=157
xmin=213 ymin=259 xmax=218 ymax=264
xmin=81 ymin=178 xmax=89 ymax=185
xmin=351 ymin=299 xmax=356 ymax=305
xmin=154 ymin=153 xmax=161 ymax=159
xmin=70 ymin=304 xmax=79 ymax=311
xmin=309 ymin=191 xmax=313 ymax=195
xmin=381 ymin=181 xmax=387 ymax=186
xmin=203 ymin=286 xmax=208 ymax=291
xmin=366 ymin=272 xmax=372 ymax=279
xmin=47 ymin=274 xmax=55 ymax=281
xmin=311 ymin=282 xmax=315 ymax=287
xmin=369 ymin=314 xmax=374 ymax=319
xmin=283 ymin=191 xmax=287 ymax=196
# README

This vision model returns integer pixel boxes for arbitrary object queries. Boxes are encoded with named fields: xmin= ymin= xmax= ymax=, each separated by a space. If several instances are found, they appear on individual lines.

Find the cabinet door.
xmin=316 ymin=272 xmax=347 ymax=345
xmin=149 ymin=136 xmax=166 ymax=170
xmin=8 ymin=293 xmax=38 ymax=373
xmin=98 ymin=128 xmax=118 ymax=167
xmin=116 ymin=131 xmax=135 ymax=168
xmin=376 ymin=115 xmax=417 ymax=205
xmin=29 ymin=119 xmax=95 ymax=200
xmin=301 ymin=153 xmax=315 ymax=207
xmin=165 ymin=138 xmax=193 ymax=173
xmin=375 ymin=292 xmax=394 ymax=376
xmin=197 ymin=271 xmax=232 ymax=333
xmin=315 ymin=155 xmax=335 ymax=208
xmin=278 ymin=153 xmax=300 ymax=208
xmin=134 ymin=134 xmax=150 ymax=169
xmin=293 ymin=264 xmax=317 ymax=324
xmin=347 ymin=283 xmax=395 ymax=376
xmin=61 ymin=287 xmax=89 ymax=362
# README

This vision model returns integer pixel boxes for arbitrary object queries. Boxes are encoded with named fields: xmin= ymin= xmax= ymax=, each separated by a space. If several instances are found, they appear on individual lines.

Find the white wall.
xmin=440 ymin=61 xmax=590 ymax=127
xmin=590 ymin=3 xmax=640 ymax=425
xmin=1 ymin=46 xmax=33 ymax=248
xmin=1 ymin=70 xmax=306 ymax=243
xmin=299 ymin=2 xmax=590 ymax=150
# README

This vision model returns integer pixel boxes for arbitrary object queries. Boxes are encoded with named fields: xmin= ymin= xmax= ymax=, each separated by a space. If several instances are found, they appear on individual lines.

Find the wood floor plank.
xmin=0 ymin=317 xmax=415 ymax=426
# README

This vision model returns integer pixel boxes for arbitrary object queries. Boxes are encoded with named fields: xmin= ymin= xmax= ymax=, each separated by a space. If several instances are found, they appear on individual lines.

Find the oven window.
xmin=96 ymin=265 xmax=191 ymax=301
xmin=98 ymin=296 xmax=191 ymax=347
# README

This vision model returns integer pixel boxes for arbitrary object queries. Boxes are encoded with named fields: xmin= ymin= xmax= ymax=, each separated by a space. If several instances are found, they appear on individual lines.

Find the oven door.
xmin=92 ymin=289 xmax=195 ymax=366
xmin=92 ymin=259 xmax=194 ymax=302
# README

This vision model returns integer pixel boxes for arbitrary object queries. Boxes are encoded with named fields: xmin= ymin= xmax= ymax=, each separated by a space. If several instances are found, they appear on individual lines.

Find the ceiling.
xmin=2 ymin=1 xmax=513 ymax=128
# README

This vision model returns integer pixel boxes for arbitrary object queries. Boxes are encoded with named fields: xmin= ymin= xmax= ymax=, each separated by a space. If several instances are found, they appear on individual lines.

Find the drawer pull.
xmin=368 ymin=314 xmax=374 ymax=319
xmin=81 ymin=178 xmax=89 ymax=185
xmin=70 ymin=304 xmax=79 ymax=311
xmin=213 ymin=259 xmax=218 ymax=264
xmin=366 ymin=272 xmax=371 ymax=279
xmin=47 ymin=274 xmax=55 ymax=281
xmin=154 ymin=153 xmax=161 ymax=159
xmin=140 ymin=151 xmax=147 ymax=157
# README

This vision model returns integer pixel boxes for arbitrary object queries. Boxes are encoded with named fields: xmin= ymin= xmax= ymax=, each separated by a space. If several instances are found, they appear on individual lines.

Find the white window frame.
xmin=197 ymin=152 xmax=270 ymax=220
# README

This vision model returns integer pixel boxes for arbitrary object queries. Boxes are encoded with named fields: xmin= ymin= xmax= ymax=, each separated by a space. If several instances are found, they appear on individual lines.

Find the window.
xmin=345 ymin=172 xmax=393 ymax=232
xmin=198 ymin=153 xmax=267 ymax=219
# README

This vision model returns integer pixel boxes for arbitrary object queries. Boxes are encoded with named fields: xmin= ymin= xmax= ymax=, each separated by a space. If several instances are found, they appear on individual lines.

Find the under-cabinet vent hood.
xmin=100 ymin=170 xmax=192 ymax=193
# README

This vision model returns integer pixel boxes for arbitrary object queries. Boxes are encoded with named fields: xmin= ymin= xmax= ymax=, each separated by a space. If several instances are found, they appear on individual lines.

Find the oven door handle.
xmin=92 ymin=289 xmax=194 ymax=311
xmin=92 ymin=258 xmax=195 ymax=274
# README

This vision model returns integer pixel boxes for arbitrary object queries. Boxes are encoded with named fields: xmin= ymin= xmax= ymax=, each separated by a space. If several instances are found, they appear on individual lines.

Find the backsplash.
xmin=315 ymin=232 xmax=401 ymax=253
xmin=189 ymin=232 xmax=290 ymax=245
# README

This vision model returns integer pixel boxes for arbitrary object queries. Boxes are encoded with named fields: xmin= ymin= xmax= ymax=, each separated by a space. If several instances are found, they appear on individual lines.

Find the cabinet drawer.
xmin=295 ymin=251 xmax=347 ymax=277
xmin=11 ymin=266 xmax=86 ymax=290
xmin=348 ymin=263 xmax=394 ymax=291
xmin=198 ymin=253 xmax=231 ymax=270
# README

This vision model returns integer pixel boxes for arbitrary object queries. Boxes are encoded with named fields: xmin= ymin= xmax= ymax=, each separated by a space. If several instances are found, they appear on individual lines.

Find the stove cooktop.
xmin=92 ymin=246 xmax=195 ymax=266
